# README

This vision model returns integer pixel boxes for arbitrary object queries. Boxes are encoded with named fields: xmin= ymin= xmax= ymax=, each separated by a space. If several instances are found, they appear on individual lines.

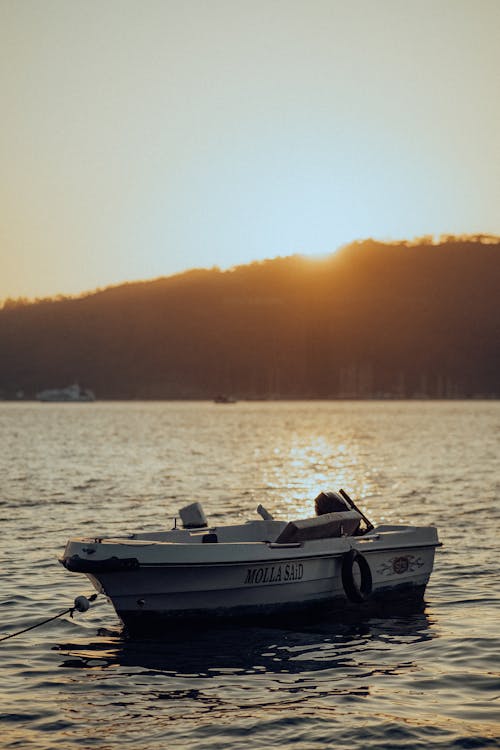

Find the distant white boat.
xmin=36 ymin=383 xmax=95 ymax=402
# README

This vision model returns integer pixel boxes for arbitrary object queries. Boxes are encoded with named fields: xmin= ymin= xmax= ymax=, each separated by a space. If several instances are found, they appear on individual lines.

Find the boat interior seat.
xmin=274 ymin=510 xmax=361 ymax=544
xmin=207 ymin=520 xmax=287 ymax=544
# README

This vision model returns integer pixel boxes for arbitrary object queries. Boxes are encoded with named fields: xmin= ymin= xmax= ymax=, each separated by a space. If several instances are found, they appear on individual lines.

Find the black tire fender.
xmin=341 ymin=548 xmax=372 ymax=603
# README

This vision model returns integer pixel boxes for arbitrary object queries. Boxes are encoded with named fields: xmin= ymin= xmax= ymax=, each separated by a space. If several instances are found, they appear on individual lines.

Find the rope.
xmin=0 ymin=593 xmax=99 ymax=643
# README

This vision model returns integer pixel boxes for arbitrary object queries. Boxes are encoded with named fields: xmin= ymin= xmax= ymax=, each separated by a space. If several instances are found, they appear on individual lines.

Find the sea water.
xmin=0 ymin=401 xmax=499 ymax=749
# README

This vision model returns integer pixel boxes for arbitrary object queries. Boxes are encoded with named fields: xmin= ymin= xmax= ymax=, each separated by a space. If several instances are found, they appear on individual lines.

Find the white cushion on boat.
xmin=274 ymin=510 xmax=361 ymax=544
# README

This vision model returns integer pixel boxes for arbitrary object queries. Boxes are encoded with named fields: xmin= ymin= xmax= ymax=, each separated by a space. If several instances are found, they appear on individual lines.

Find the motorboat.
xmin=37 ymin=383 xmax=95 ymax=402
xmin=60 ymin=491 xmax=440 ymax=634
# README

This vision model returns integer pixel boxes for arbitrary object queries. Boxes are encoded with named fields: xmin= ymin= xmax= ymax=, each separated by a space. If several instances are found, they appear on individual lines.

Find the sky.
xmin=1 ymin=0 xmax=499 ymax=301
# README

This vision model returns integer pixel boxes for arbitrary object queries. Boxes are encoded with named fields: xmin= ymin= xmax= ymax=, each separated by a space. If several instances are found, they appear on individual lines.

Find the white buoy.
xmin=73 ymin=595 xmax=90 ymax=613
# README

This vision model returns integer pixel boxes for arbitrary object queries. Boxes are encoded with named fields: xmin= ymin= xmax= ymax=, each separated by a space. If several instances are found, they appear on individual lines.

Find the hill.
xmin=1 ymin=236 xmax=499 ymax=399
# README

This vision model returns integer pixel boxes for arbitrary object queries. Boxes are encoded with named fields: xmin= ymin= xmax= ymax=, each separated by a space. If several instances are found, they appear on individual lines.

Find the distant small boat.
xmin=213 ymin=395 xmax=237 ymax=404
xmin=36 ymin=383 xmax=95 ymax=402
xmin=60 ymin=490 xmax=440 ymax=635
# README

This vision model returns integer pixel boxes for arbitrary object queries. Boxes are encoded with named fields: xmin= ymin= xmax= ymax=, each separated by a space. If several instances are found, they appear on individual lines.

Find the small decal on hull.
xmin=377 ymin=555 xmax=425 ymax=576
xmin=244 ymin=562 xmax=304 ymax=585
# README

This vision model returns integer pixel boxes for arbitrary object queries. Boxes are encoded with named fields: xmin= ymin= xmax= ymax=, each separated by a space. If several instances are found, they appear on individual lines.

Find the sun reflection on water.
xmin=260 ymin=430 xmax=377 ymax=519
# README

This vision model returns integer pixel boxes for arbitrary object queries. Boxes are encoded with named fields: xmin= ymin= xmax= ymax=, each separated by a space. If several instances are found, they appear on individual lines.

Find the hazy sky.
xmin=1 ymin=0 xmax=499 ymax=300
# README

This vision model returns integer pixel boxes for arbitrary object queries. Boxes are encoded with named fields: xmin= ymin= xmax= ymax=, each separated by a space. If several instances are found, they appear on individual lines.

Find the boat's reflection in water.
xmin=55 ymin=599 xmax=435 ymax=682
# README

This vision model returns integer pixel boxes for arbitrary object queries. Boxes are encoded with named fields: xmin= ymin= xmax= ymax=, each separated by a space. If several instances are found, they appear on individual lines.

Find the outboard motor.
xmin=179 ymin=502 xmax=208 ymax=529
xmin=314 ymin=491 xmax=350 ymax=516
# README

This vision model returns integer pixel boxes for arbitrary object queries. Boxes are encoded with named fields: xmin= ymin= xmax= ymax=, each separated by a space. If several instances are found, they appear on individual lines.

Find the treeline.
xmin=1 ymin=236 xmax=499 ymax=399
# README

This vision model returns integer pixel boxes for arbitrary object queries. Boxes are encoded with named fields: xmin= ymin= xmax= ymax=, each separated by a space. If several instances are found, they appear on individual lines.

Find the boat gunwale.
xmin=133 ymin=539 xmax=441 ymax=566
xmin=60 ymin=540 xmax=441 ymax=574
xmin=126 ymin=541 xmax=441 ymax=567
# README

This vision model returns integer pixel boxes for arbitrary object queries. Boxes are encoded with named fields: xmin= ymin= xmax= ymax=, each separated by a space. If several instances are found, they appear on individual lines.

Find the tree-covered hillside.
xmin=1 ymin=237 xmax=499 ymax=399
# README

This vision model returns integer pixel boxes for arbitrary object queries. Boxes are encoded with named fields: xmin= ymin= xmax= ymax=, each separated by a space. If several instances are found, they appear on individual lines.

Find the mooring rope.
xmin=0 ymin=593 xmax=99 ymax=643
